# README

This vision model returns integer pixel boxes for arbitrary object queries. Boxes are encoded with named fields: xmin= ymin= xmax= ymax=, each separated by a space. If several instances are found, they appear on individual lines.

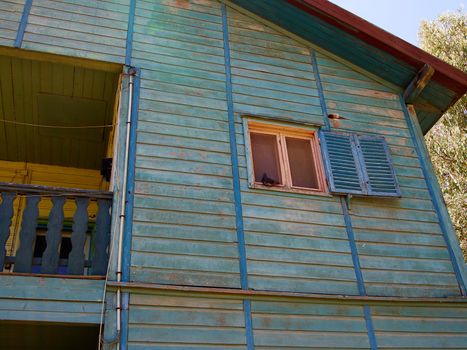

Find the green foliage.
xmin=419 ymin=9 xmax=467 ymax=259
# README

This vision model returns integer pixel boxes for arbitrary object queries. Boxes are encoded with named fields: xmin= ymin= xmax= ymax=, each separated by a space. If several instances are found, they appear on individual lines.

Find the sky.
xmin=329 ymin=0 xmax=464 ymax=46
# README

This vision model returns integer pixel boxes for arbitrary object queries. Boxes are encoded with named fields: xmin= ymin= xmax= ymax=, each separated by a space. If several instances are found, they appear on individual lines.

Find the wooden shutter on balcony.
xmin=320 ymin=131 xmax=400 ymax=197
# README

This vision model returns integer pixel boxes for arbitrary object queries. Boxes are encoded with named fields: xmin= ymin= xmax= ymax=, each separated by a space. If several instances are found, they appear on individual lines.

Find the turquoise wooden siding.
xmin=315 ymin=51 xmax=460 ymax=297
xmin=0 ymin=0 xmax=24 ymax=46
xmin=121 ymin=289 xmax=467 ymax=350
xmin=228 ymin=8 xmax=323 ymax=125
xmin=128 ymin=293 xmax=246 ymax=349
xmin=129 ymin=0 xmax=241 ymax=288
xmin=371 ymin=304 xmax=467 ymax=349
xmin=251 ymin=300 xmax=370 ymax=349
xmin=0 ymin=275 xmax=104 ymax=324
xmin=1 ymin=1 xmax=467 ymax=348
xmin=21 ymin=0 xmax=129 ymax=63
xmin=228 ymin=7 xmax=359 ymax=295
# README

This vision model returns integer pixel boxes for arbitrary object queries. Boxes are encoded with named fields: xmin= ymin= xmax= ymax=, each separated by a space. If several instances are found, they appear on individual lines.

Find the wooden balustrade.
xmin=0 ymin=182 xmax=112 ymax=276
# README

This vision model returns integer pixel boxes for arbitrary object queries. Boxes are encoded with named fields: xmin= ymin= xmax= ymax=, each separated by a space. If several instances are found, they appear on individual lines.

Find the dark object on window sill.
xmin=261 ymin=173 xmax=279 ymax=186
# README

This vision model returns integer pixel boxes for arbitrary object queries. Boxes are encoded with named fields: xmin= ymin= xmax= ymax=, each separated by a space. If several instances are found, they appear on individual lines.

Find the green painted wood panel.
xmin=227 ymin=6 xmax=359 ymax=295
xmin=0 ymin=275 xmax=104 ymax=324
xmin=228 ymin=8 xmax=323 ymax=125
xmin=129 ymin=0 xmax=241 ymax=288
xmin=251 ymin=300 xmax=370 ymax=349
xmin=371 ymin=304 xmax=467 ymax=349
xmin=22 ymin=0 xmax=129 ymax=63
xmin=0 ymin=0 xmax=24 ymax=46
xmin=315 ymin=51 xmax=461 ymax=297
xmin=128 ymin=293 xmax=246 ymax=349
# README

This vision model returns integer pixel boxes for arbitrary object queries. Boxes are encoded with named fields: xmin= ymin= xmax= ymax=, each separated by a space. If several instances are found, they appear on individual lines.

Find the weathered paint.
xmin=228 ymin=6 xmax=359 ymax=296
xmin=0 ymin=0 xmax=25 ymax=46
xmin=371 ymin=304 xmax=467 ymax=349
xmin=117 ymin=287 xmax=467 ymax=350
xmin=227 ymin=0 xmax=456 ymax=133
xmin=221 ymin=5 xmax=255 ymax=349
xmin=401 ymin=100 xmax=467 ymax=295
xmin=128 ymin=293 xmax=247 ymax=349
xmin=0 ymin=0 xmax=465 ymax=348
xmin=315 ymin=50 xmax=462 ymax=297
xmin=0 ymin=275 xmax=105 ymax=324
xmin=129 ymin=0 xmax=241 ymax=288
xmin=22 ymin=0 xmax=130 ymax=63
xmin=312 ymin=45 xmax=378 ymax=350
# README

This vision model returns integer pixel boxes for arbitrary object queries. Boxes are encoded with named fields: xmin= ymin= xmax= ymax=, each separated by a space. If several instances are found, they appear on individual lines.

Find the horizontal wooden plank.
xmin=130 ymin=268 xmax=240 ymax=288
xmin=132 ymin=236 xmax=238 ymax=259
xmin=0 ymin=275 xmax=104 ymax=323
xmin=128 ymin=326 xmax=246 ymax=345
xmin=132 ymin=221 xmax=236 ymax=244
xmin=249 ymin=275 xmax=359 ymax=295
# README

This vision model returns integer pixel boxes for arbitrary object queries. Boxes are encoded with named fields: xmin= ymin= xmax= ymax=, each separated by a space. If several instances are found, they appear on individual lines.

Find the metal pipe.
xmin=115 ymin=69 xmax=134 ymax=349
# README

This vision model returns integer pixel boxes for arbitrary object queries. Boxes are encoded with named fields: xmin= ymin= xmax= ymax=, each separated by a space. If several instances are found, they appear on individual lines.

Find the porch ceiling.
xmin=0 ymin=54 xmax=120 ymax=170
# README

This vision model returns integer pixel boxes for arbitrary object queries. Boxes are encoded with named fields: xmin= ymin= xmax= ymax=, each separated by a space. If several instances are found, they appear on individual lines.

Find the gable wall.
xmin=0 ymin=2 xmax=466 ymax=349
xmin=315 ymin=51 xmax=460 ymax=297
xmin=0 ymin=0 xmax=461 ymax=298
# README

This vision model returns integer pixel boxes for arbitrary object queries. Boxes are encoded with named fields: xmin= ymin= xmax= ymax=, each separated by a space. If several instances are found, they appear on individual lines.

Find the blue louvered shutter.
xmin=320 ymin=131 xmax=400 ymax=197
xmin=319 ymin=131 xmax=365 ymax=195
xmin=356 ymin=135 xmax=400 ymax=197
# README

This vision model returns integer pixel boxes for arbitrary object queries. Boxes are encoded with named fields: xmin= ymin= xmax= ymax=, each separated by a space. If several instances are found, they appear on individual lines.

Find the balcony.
xmin=0 ymin=49 xmax=121 ymax=339
xmin=0 ymin=182 xmax=112 ymax=276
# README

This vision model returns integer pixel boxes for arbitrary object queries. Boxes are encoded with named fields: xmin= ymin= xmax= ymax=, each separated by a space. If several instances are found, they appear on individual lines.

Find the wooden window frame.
xmin=245 ymin=119 xmax=328 ymax=195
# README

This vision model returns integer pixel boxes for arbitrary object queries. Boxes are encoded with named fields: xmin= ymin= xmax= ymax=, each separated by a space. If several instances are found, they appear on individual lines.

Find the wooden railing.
xmin=0 ymin=183 xmax=112 ymax=276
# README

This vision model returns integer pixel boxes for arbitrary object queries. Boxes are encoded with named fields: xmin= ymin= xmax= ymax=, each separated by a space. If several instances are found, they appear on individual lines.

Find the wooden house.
xmin=0 ymin=0 xmax=466 ymax=349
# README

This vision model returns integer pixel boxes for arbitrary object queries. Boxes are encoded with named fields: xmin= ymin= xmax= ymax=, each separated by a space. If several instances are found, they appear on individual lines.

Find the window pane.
xmin=286 ymin=137 xmax=319 ymax=189
xmin=250 ymin=132 xmax=282 ymax=185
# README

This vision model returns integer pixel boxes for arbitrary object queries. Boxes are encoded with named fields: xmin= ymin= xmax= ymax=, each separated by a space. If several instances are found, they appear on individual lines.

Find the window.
xmin=246 ymin=120 xmax=327 ymax=194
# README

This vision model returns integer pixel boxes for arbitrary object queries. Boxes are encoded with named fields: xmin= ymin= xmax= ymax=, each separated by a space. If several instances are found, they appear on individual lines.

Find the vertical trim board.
xmin=311 ymin=49 xmax=331 ymax=131
xmin=222 ymin=4 xmax=254 ymax=349
xmin=400 ymin=97 xmax=467 ymax=296
xmin=310 ymin=49 xmax=377 ymax=349
xmin=221 ymin=3 xmax=248 ymax=292
xmin=125 ymin=0 xmax=136 ymax=66
xmin=14 ymin=0 xmax=32 ymax=48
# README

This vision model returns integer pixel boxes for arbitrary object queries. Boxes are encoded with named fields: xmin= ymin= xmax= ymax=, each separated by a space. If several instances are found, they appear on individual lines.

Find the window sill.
xmin=249 ymin=182 xmax=332 ymax=197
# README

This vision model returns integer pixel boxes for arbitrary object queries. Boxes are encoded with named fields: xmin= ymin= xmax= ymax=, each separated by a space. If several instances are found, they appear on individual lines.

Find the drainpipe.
xmin=115 ymin=67 xmax=135 ymax=349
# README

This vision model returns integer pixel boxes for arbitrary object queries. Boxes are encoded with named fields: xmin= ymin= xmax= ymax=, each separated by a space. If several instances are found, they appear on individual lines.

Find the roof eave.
xmin=289 ymin=0 xmax=467 ymax=97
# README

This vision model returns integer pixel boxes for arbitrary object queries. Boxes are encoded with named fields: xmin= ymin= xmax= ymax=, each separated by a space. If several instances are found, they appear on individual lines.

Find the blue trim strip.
xmin=312 ymin=49 xmax=377 ymax=349
xmin=310 ymin=49 xmax=331 ymax=131
xmin=221 ymin=3 xmax=248 ymax=291
xmin=125 ymin=0 xmax=136 ymax=66
xmin=222 ymin=5 xmax=254 ymax=349
xmin=400 ymin=96 xmax=467 ymax=295
xmin=15 ymin=0 xmax=33 ymax=48
xmin=243 ymin=300 xmax=255 ymax=350
xmin=340 ymin=197 xmax=366 ymax=295
xmin=311 ymin=46 xmax=367 ymax=297
xmin=120 ymin=292 xmax=130 ymax=350
xmin=364 ymin=305 xmax=378 ymax=350
xmin=122 ymin=67 xmax=141 ymax=282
